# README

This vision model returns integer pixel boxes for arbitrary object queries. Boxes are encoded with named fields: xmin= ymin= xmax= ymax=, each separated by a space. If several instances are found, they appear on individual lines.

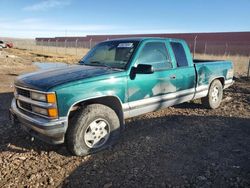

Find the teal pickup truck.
xmin=10 ymin=38 xmax=234 ymax=156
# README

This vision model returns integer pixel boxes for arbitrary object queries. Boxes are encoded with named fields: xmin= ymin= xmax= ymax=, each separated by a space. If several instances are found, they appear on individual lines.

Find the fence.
xmin=12 ymin=39 xmax=250 ymax=76
xmin=14 ymin=39 xmax=250 ymax=56
xmin=13 ymin=40 xmax=91 ymax=57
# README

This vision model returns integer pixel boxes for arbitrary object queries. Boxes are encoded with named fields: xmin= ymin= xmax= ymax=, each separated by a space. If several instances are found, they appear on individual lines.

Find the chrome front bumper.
xmin=10 ymin=99 xmax=67 ymax=144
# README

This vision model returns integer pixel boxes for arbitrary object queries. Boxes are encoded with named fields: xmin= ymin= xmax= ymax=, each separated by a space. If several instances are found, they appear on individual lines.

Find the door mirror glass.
xmin=134 ymin=64 xmax=154 ymax=74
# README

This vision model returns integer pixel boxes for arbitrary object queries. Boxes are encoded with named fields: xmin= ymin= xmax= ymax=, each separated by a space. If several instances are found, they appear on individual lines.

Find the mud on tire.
xmin=66 ymin=104 xmax=120 ymax=156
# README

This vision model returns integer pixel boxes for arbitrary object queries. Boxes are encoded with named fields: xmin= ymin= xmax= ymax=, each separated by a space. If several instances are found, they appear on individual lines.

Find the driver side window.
xmin=136 ymin=42 xmax=172 ymax=70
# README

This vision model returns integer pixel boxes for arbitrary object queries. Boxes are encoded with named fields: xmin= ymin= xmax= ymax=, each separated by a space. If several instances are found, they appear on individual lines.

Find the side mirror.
xmin=134 ymin=64 xmax=154 ymax=74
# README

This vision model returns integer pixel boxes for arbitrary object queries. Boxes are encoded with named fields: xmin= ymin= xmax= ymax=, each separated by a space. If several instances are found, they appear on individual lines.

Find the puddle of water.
xmin=33 ymin=62 xmax=68 ymax=70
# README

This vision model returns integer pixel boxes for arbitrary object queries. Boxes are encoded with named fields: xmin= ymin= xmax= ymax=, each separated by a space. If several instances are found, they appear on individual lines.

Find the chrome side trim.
xmin=224 ymin=79 xmax=234 ymax=89
xmin=128 ymin=88 xmax=195 ymax=109
xmin=125 ymin=94 xmax=194 ymax=118
xmin=122 ymin=103 xmax=130 ymax=111
xmin=196 ymin=85 xmax=209 ymax=92
xmin=193 ymin=85 xmax=209 ymax=99
xmin=123 ymin=86 xmax=210 ymax=118
xmin=193 ymin=90 xmax=208 ymax=99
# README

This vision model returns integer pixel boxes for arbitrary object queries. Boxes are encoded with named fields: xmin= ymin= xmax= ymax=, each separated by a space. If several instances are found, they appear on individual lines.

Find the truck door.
xmin=127 ymin=41 xmax=176 ymax=114
xmin=169 ymin=41 xmax=196 ymax=99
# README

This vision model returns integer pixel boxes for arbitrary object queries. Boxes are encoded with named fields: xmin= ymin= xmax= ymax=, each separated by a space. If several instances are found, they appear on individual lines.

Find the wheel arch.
xmin=209 ymin=76 xmax=225 ymax=87
xmin=67 ymin=95 xmax=125 ymax=128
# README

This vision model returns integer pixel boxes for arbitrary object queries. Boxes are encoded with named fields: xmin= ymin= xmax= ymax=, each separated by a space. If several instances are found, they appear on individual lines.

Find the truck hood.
xmin=15 ymin=65 xmax=122 ymax=91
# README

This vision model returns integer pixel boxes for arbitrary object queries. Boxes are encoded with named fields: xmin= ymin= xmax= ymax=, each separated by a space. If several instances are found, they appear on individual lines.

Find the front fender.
xmin=52 ymin=76 xmax=127 ymax=117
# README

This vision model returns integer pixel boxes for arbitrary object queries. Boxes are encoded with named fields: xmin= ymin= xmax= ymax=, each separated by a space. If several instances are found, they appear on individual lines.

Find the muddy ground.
xmin=0 ymin=48 xmax=249 ymax=187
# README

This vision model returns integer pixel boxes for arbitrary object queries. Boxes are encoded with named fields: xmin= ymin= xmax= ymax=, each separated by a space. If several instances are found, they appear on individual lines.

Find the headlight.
xmin=30 ymin=92 xmax=58 ymax=118
xmin=31 ymin=92 xmax=57 ymax=103
xmin=32 ymin=106 xmax=48 ymax=116
xmin=32 ymin=106 xmax=58 ymax=118
xmin=31 ymin=92 xmax=46 ymax=102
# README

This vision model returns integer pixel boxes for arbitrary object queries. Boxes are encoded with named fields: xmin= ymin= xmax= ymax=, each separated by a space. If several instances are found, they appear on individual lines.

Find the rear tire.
xmin=66 ymin=104 xmax=120 ymax=156
xmin=201 ymin=79 xmax=223 ymax=109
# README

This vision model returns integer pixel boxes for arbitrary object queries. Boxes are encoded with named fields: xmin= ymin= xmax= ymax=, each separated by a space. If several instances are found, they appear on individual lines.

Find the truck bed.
xmin=193 ymin=59 xmax=223 ymax=63
xmin=194 ymin=59 xmax=233 ymax=88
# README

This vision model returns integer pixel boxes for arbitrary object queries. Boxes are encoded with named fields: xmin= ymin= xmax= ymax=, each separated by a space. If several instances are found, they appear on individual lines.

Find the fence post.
xmin=193 ymin=35 xmax=198 ymax=59
xmin=247 ymin=59 xmax=250 ymax=79
xmin=75 ymin=39 xmax=78 ymax=56
xmin=48 ymin=39 xmax=50 ymax=52
xmin=42 ymin=40 xmax=44 ymax=52
xmin=224 ymin=43 xmax=228 ymax=56
xmin=89 ymin=38 xmax=92 ymax=49
xmin=204 ymin=41 xmax=207 ymax=55
xmin=65 ymin=39 xmax=67 ymax=55
xmin=55 ymin=39 xmax=58 ymax=54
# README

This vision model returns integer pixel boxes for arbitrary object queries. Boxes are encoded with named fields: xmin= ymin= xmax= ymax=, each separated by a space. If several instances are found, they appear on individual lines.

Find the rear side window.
xmin=136 ymin=42 xmax=172 ymax=70
xmin=170 ymin=42 xmax=189 ymax=67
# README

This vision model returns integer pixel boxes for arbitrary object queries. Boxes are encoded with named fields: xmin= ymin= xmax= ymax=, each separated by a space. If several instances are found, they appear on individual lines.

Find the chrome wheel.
xmin=211 ymin=86 xmax=219 ymax=102
xmin=84 ymin=118 xmax=110 ymax=148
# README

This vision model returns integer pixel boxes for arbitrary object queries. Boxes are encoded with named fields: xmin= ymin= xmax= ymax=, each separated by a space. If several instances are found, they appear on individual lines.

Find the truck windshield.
xmin=80 ymin=40 xmax=139 ymax=69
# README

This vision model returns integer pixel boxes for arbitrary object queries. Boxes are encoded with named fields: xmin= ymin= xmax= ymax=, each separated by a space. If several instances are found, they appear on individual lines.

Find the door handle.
xmin=170 ymin=75 xmax=176 ymax=79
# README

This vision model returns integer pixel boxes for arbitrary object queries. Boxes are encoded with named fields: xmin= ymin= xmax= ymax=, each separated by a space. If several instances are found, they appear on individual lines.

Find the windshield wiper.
xmin=82 ymin=61 xmax=123 ymax=70
xmin=85 ymin=61 xmax=113 ymax=69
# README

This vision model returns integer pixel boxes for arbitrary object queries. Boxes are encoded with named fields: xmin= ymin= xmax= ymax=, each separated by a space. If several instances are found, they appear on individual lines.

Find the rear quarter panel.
xmin=195 ymin=61 xmax=233 ymax=87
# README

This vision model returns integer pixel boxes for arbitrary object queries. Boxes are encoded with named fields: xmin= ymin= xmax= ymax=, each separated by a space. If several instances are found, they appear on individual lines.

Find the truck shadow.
xmin=173 ymin=101 xmax=206 ymax=110
xmin=60 ymin=115 xmax=250 ymax=187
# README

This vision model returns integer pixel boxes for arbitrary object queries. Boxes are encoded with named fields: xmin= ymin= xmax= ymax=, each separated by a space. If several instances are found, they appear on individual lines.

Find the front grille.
xmin=18 ymin=101 xmax=32 ymax=111
xmin=16 ymin=88 xmax=30 ymax=98
xmin=14 ymin=86 xmax=55 ymax=119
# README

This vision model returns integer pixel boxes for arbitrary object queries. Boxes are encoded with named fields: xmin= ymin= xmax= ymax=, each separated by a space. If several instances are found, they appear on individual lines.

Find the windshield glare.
xmin=80 ymin=41 xmax=139 ymax=69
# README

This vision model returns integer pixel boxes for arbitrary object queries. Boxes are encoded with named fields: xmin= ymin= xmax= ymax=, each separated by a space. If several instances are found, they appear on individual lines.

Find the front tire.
xmin=201 ymin=79 xmax=223 ymax=109
xmin=66 ymin=104 xmax=120 ymax=156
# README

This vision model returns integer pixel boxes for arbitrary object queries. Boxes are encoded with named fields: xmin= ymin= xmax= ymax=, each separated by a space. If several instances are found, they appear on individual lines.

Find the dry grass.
xmin=6 ymin=47 xmax=89 ymax=64
xmin=195 ymin=53 xmax=250 ymax=76
xmin=12 ymin=40 xmax=89 ymax=58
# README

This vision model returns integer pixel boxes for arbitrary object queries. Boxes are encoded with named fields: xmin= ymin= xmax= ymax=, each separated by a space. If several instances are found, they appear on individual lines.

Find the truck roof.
xmin=104 ymin=37 xmax=185 ymax=43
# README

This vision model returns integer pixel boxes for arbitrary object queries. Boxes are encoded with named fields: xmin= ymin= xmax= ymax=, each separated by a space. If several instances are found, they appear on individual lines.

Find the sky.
xmin=0 ymin=0 xmax=250 ymax=38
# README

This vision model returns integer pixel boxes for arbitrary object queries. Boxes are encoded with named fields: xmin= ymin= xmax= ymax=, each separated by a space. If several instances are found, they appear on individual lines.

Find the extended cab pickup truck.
xmin=10 ymin=38 xmax=234 ymax=156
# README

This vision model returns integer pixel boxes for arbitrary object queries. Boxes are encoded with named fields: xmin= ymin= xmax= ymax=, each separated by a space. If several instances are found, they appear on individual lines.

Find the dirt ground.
xmin=0 ymin=48 xmax=249 ymax=187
